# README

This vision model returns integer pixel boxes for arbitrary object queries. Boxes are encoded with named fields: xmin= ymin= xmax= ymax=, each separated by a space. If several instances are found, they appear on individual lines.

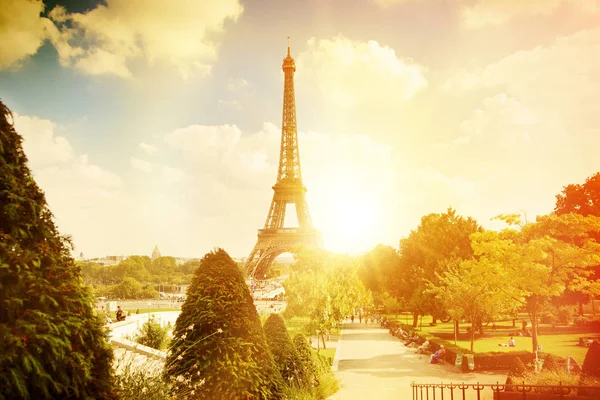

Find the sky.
xmin=1 ymin=0 xmax=599 ymax=259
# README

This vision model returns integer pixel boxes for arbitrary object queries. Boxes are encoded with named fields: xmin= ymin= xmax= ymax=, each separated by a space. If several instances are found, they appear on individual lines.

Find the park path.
xmin=329 ymin=322 xmax=507 ymax=400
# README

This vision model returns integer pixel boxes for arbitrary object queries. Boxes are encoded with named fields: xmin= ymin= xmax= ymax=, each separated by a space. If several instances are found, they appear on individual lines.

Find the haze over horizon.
xmin=1 ymin=0 xmax=599 ymax=259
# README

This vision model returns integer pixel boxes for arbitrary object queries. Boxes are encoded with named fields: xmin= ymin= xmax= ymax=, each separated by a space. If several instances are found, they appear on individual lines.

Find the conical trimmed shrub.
xmin=542 ymin=354 xmax=559 ymax=372
xmin=293 ymin=333 xmax=319 ymax=387
xmin=263 ymin=313 xmax=301 ymax=385
xmin=508 ymin=356 xmax=527 ymax=378
xmin=0 ymin=100 xmax=115 ymax=399
xmin=166 ymin=249 xmax=284 ymax=399
xmin=578 ymin=340 xmax=600 ymax=397
xmin=581 ymin=340 xmax=600 ymax=378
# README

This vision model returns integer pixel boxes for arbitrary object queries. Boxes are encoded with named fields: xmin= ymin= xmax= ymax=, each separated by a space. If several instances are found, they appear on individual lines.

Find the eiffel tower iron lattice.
xmin=245 ymin=38 xmax=322 ymax=278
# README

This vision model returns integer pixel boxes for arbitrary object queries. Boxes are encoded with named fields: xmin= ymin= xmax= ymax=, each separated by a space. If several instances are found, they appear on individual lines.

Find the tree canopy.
xmin=166 ymin=248 xmax=284 ymax=399
xmin=0 ymin=100 xmax=115 ymax=399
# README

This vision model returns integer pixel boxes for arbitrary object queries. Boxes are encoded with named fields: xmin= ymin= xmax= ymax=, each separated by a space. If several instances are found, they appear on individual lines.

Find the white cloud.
xmin=461 ymin=93 xmax=535 ymax=137
xmin=218 ymin=99 xmax=241 ymax=108
xmin=130 ymin=157 xmax=153 ymax=172
xmin=13 ymin=113 xmax=73 ymax=167
xmin=161 ymin=166 xmax=189 ymax=184
xmin=448 ymin=27 xmax=600 ymax=128
xmin=13 ymin=112 xmax=127 ymax=256
xmin=46 ymin=0 xmax=244 ymax=78
xmin=461 ymin=0 xmax=599 ymax=29
xmin=0 ymin=0 xmax=53 ymax=69
xmin=139 ymin=142 xmax=157 ymax=155
xmin=227 ymin=77 xmax=248 ymax=92
xmin=296 ymin=35 xmax=428 ymax=109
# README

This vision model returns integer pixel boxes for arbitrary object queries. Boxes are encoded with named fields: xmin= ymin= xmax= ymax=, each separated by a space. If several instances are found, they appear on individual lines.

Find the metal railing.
xmin=411 ymin=382 xmax=600 ymax=400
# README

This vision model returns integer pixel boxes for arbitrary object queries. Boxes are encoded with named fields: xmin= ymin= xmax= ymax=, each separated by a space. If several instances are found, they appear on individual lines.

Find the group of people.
xmin=387 ymin=324 xmax=446 ymax=365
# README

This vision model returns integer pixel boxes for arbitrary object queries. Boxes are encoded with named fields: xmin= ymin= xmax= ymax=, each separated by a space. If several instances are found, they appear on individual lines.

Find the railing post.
xmin=474 ymin=382 xmax=484 ymax=400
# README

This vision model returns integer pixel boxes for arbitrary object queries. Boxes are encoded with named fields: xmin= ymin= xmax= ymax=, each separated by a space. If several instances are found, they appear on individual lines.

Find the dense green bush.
xmin=387 ymin=320 xmax=536 ymax=371
xmin=137 ymin=315 xmax=169 ymax=350
xmin=0 ymin=100 xmax=115 ymax=399
xmin=264 ymin=314 xmax=301 ymax=385
xmin=508 ymin=357 xmax=527 ymax=378
xmin=293 ymin=333 xmax=319 ymax=387
xmin=579 ymin=340 xmax=600 ymax=396
xmin=542 ymin=354 xmax=560 ymax=372
xmin=165 ymin=249 xmax=284 ymax=399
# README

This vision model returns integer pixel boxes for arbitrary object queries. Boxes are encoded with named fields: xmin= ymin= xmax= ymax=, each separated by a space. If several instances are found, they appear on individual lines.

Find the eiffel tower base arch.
xmin=245 ymin=229 xmax=322 ymax=278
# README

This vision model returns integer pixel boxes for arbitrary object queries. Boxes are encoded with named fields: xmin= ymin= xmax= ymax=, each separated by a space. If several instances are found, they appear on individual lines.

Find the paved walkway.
xmin=329 ymin=322 xmax=507 ymax=400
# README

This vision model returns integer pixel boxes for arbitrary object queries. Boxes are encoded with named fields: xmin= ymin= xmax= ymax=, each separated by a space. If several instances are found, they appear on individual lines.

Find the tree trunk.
xmin=477 ymin=318 xmax=484 ymax=336
xmin=412 ymin=312 xmax=419 ymax=328
xmin=512 ymin=318 xmax=516 ymax=328
xmin=592 ymin=297 xmax=596 ymax=317
xmin=531 ymin=296 xmax=539 ymax=354
xmin=470 ymin=321 xmax=475 ymax=352
xmin=432 ymin=315 xmax=437 ymax=325
xmin=578 ymin=302 xmax=584 ymax=316
xmin=321 ymin=333 xmax=327 ymax=350
xmin=454 ymin=319 xmax=458 ymax=345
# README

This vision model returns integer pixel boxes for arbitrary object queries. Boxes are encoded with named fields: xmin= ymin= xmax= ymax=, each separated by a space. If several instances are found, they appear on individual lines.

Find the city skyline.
xmin=1 ymin=0 xmax=599 ymax=258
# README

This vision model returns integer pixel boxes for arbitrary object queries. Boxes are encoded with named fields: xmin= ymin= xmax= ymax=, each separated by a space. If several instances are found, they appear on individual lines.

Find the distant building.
xmin=93 ymin=255 xmax=126 ymax=266
xmin=152 ymin=244 xmax=161 ymax=259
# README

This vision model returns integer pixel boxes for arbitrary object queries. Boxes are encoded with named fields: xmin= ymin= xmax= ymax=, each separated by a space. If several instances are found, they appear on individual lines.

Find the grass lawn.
xmin=284 ymin=316 xmax=311 ymax=335
xmin=316 ymin=348 xmax=336 ymax=361
xmin=386 ymin=314 xmax=598 ymax=364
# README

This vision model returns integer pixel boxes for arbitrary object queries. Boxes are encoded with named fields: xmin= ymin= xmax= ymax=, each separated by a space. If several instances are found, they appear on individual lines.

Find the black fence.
xmin=411 ymin=382 xmax=600 ymax=400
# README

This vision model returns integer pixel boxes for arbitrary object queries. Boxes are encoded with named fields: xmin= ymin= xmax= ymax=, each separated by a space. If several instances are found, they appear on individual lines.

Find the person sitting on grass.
xmin=508 ymin=337 xmax=516 ymax=347
xmin=430 ymin=345 xmax=445 ymax=364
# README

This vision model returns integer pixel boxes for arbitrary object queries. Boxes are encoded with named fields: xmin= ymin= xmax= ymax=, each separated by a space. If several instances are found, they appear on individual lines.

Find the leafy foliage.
xmin=471 ymin=213 xmax=600 ymax=352
xmin=508 ymin=357 xmax=527 ymax=378
xmin=398 ymin=208 xmax=482 ymax=324
xmin=136 ymin=315 xmax=169 ymax=350
xmin=263 ymin=314 xmax=301 ymax=385
xmin=284 ymin=249 xmax=372 ymax=347
xmin=293 ymin=334 xmax=319 ymax=387
xmin=555 ymin=172 xmax=600 ymax=218
xmin=359 ymin=245 xmax=402 ymax=308
xmin=542 ymin=354 xmax=559 ymax=372
xmin=165 ymin=248 xmax=284 ymax=399
xmin=581 ymin=340 xmax=600 ymax=378
xmin=0 ymin=100 xmax=115 ymax=399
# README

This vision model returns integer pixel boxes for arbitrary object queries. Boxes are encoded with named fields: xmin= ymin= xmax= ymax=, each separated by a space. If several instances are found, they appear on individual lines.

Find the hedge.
xmin=386 ymin=319 xmax=536 ymax=371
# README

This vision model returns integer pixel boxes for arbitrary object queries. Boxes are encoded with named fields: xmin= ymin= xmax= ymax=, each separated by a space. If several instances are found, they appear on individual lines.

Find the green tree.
xmin=111 ymin=277 xmax=143 ymax=299
xmin=293 ymin=334 xmax=319 ymax=387
xmin=137 ymin=316 xmax=168 ymax=350
xmin=263 ymin=314 xmax=301 ymax=386
xmin=429 ymin=256 xmax=522 ymax=350
xmin=398 ymin=208 xmax=482 ymax=326
xmin=473 ymin=213 xmax=600 ymax=353
xmin=555 ymin=172 xmax=600 ymax=315
xmin=359 ymin=245 xmax=402 ymax=308
xmin=555 ymin=172 xmax=600 ymax=217
xmin=0 ymin=100 xmax=115 ymax=399
xmin=578 ymin=340 xmax=600 ymax=396
xmin=284 ymin=250 xmax=371 ymax=348
xmin=166 ymin=249 xmax=284 ymax=399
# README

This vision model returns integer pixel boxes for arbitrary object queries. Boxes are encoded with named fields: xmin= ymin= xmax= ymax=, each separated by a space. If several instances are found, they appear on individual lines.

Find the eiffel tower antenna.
xmin=245 ymin=38 xmax=322 ymax=278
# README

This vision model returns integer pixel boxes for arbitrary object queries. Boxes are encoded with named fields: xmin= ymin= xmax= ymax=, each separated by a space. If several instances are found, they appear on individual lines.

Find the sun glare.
xmin=317 ymin=178 xmax=382 ymax=254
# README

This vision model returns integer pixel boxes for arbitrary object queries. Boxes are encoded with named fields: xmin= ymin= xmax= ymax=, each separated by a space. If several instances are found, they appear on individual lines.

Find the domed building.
xmin=151 ymin=244 xmax=161 ymax=260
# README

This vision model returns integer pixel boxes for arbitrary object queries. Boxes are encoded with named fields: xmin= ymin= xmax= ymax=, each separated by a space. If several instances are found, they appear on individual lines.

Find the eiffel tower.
xmin=245 ymin=38 xmax=322 ymax=278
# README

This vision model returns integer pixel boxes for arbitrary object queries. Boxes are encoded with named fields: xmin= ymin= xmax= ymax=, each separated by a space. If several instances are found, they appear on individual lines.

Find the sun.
xmin=316 ymin=179 xmax=382 ymax=254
